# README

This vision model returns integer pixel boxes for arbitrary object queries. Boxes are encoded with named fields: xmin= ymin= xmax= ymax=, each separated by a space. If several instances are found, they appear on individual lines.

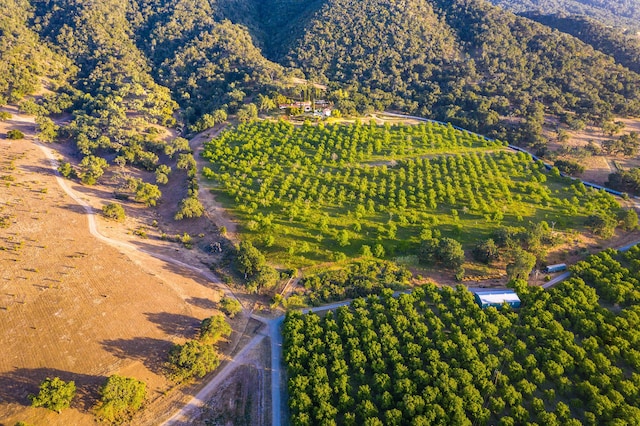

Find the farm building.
xmin=545 ymin=263 xmax=567 ymax=273
xmin=473 ymin=290 xmax=521 ymax=309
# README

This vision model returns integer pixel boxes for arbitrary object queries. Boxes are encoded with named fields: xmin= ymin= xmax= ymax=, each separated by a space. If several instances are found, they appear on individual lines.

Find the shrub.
xmin=57 ymin=161 xmax=75 ymax=178
xmin=220 ymin=297 xmax=242 ymax=318
xmin=102 ymin=203 xmax=125 ymax=222
xmin=95 ymin=375 xmax=146 ymax=422
xmin=554 ymin=159 xmax=585 ymax=176
xmin=29 ymin=377 xmax=76 ymax=413
xmin=6 ymin=129 xmax=24 ymax=140
xmin=0 ymin=111 xmax=12 ymax=120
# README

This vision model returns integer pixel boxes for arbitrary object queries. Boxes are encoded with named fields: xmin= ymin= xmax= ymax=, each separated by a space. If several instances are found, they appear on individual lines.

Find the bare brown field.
xmin=545 ymin=116 xmax=640 ymax=184
xmin=0 ymin=109 xmax=251 ymax=425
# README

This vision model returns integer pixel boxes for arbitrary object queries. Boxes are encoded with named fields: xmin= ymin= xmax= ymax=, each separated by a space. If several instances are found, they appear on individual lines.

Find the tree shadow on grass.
xmin=101 ymin=337 xmax=172 ymax=376
xmin=144 ymin=312 xmax=200 ymax=339
xmin=0 ymin=367 xmax=104 ymax=411
xmin=185 ymin=296 xmax=217 ymax=310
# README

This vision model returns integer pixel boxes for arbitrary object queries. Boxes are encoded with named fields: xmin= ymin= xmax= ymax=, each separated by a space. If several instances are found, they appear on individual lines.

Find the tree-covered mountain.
xmin=276 ymin=0 xmax=640 ymax=145
xmin=0 ymin=0 xmax=74 ymax=104
xmin=522 ymin=12 xmax=640 ymax=74
xmin=486 ymin=0 xmax=640 ymax=31
xmin=2 ymin=0 xmax=640 ymax=154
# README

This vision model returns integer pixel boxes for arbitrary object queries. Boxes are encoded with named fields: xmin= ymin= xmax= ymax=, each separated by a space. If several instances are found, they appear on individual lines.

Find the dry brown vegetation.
xmin=0 ymin=108 xmax=258 ymax=425
xmin=545 ymin=116 xmax=640 ymax=184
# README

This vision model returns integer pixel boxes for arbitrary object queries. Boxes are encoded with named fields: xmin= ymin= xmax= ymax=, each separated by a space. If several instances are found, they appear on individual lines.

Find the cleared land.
xmin=0 ymin=109 xmax=250 ymax=425
xmin=545 ymin=116 xmax=640 ymax=184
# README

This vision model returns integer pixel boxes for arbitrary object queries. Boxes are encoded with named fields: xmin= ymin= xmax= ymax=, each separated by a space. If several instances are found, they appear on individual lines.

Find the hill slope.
xmin=279 ymin=0 xmax=640 ymax=142
xmin=2 ymin=0 xmax=640 ymax=149
xmin=522 ymin=12 xmax=640 ymax=74
xmin=486 ymin=0 xmax=640 ymax=30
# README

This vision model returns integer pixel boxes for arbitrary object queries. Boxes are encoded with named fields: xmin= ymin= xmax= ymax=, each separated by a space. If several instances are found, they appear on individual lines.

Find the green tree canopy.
xmin=78 ymin=155 xmax=108 ymax=185
xmin=199 ymin=314 xmax=232 ymax=345
xmin=220 ymin=296 xmax=242 ymax=318
xmin=102 ymin=202 xmax=125 ymax=222
xmin=95 ymin=375 xmax=146 ymax=422
xmin=168 ymin=340 xmax=220 ymax=382
xmin=506 ymin=248 xmax=536 ymax=281
xmin=237 ymin=241 xmax=266 ymax=278
xmin=175 ymin=196 xmax=205 ymax=220
xmin=6 ymin=129 xmax=24 ymax=140
xmin=473 ymin=238 xmax=500 ymax=264
xmin=29 ymin=377 xmax=76 ymax=413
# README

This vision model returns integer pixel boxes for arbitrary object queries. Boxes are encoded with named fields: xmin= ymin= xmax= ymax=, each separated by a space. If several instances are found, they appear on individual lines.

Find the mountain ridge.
xmin=1 ymin=0 xmax=639 ymax=149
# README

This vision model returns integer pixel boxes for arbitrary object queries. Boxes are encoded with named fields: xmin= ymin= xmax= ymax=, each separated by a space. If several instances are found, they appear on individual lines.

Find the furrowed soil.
xmin=0 ymin=107 xmax=251 ymax=425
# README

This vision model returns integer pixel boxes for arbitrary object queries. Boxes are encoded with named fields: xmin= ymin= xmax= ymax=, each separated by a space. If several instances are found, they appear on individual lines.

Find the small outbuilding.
xmin=545 ymin=263 xmax=567 ymax=273
xmin=473 ymin=290 xmax=521 ymax=309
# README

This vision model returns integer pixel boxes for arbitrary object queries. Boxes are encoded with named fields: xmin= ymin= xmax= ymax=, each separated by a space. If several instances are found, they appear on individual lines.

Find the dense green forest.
xmin=203 ymin=120 xmax=622 ymax=268
xmin=284 ymin=245 xmax=640 ymax=425
xmin=4 ymin=0 xmax=640 ymax=136
xmin=3 ymin=0 xmax=640 ymax=144
xmin=281 ymin=0 xmax=640 ymax=144
xmin=523 ymin=13 xmax=640 ymax=74
xmin=0 ymin=0 xmax=74 ymax=105
xmin=487 ymin=0 xmax=640 ymax=30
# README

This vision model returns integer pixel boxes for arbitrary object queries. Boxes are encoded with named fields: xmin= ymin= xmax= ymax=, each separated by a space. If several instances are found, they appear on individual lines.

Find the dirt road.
xmin=162 ymin=330 xmax=268 ymax=425
xmin=35 ymin=140 xmax=244 ymax=306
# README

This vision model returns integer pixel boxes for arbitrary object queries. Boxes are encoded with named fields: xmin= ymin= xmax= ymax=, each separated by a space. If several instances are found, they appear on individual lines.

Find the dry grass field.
xmin=0 ymin=108 xmax=253 ymax=425
xmin=546 ymin=116 xmax=640 ymax=184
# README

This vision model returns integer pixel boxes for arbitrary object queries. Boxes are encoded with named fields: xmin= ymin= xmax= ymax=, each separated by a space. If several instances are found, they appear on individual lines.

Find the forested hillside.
xmin=2 ymin=0 xmax=640 ymax=189
xmin=281 ymin=0 xmax=640 ymax=145
xmin=486 ymin=0 xmax=640 ymax=30
xmin=0 ymin=0 xmax=74 ymax=104
xmin=522 ymin=13 xmax=640 ymax=74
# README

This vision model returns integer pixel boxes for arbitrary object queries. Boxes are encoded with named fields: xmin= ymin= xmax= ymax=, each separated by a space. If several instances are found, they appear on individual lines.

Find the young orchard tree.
xmin=220 ymin=297 xmax=242 ymax=318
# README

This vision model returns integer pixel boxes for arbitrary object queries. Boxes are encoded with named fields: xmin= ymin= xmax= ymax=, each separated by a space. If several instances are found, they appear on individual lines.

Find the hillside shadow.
xmin=144 ymin=312 xmax=200 ymax=339
xmin=55 ymin=203 xmax=87 ymax=214
xmin=101 ymin=337 xmax=172 ymax=376
xmin=0 ymin=367 xmax=104 ymax=411
xmin=185 ymin=296 xmax=217 ymax=310
xmin=1 ymin=121 xmax=35 ymax=139
xmin=21 ymin=161 xmax=55 ymax=177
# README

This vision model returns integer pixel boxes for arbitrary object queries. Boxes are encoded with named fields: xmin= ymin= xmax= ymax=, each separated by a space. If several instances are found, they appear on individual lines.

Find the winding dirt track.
xmin=35 ymin=140 xmax=241 ymax=303
xmin=24 ymin=126 xmax=261 ymax=424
